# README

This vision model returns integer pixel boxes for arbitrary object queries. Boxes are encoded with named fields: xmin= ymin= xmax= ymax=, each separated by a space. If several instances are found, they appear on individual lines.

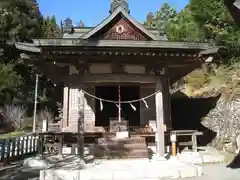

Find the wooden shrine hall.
xmin=15 ymin=0 xmax=220 ymax=158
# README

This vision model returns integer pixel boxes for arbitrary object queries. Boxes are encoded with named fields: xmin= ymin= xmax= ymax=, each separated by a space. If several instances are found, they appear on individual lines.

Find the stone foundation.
xmin=39 ymin=159 xmax=203 ymax=180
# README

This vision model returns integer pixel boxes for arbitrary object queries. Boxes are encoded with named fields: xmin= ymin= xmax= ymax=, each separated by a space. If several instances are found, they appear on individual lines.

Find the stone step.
xmin=127 ymin=149 xmax=149 ymax=157
xmin=94 ymin=137 xmax=148 ymax=159
xmin=94 ymin=148 xmax=149 ymax=159
xmin=124 ymin=143 xmax=146 ymax=150
xmin=97 ymin=137 xmax=146 ymax=145
xmin=97 ymin=142 xmax=146 ymax=150
xmin=96 ymin=145 xmax=147 ymax=153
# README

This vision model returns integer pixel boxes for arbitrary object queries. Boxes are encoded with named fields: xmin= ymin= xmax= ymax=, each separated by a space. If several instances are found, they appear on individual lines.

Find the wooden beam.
xmin=65 ymin=73 xmax=157 ymax=84
xmin=85 ymin=73 xmax=157 ymax=84
xmin=85 ymin=82 xmax=155 ymax=87
xmin=155 ymin=78 xmax=165 ymax=159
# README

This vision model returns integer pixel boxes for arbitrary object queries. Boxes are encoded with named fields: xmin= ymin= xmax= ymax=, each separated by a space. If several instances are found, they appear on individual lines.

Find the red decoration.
xmin=118 ymin=85 xmax=121 ymax=122
xmin=102 ymin=18 xmax=148 ymax=41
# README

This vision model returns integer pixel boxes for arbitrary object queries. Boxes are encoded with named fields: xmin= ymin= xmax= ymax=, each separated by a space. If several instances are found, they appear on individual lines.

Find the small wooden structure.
xmin=170 ymin=130 xmax=203 ymax=153
xmin=15 ymin=0 xmax=220 ymax=159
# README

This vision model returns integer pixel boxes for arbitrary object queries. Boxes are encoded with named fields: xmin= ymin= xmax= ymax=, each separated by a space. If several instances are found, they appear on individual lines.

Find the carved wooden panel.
xmin=101 ymin=18 xmax=148 ymax=41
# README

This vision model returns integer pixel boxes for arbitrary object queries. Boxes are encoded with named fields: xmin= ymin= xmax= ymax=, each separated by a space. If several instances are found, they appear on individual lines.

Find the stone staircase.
xmin=94 ymin=136 xmax=149 ymax=159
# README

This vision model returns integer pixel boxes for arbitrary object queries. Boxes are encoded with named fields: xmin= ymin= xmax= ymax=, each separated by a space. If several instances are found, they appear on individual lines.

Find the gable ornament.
xmin=116 ymin=24 xmax=125 ymax=34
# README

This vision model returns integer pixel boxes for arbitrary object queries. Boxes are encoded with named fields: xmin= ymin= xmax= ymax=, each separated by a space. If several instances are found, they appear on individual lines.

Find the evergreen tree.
xmin=42 ymin=16 xmax=61 ymax=38
xmin=146 ymin=1 xmax=240 ymax=99
xmin=0 ymin=0 xmax=60 ymax=108
xmin=189 ymin=0 xmax=240 ymax=55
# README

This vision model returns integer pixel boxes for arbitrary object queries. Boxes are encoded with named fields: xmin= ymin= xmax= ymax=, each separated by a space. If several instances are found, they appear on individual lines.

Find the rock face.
xmin=201 ymin=97 xmax=240 ymax=154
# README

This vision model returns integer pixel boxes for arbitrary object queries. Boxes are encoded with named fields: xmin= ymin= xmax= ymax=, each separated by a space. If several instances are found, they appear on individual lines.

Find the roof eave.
xmin=26 ymin=39 xmax=216 ymax=51
xmin=234 ymin=0 xmax=240 ymax=9
xmin=15 ymin=42 xmax=41 ymax=53
xmin=199 ymin=47 xmax=221 ymax=56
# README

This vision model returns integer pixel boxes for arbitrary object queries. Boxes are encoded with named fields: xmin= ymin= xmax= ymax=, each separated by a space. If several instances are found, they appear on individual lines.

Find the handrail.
xmin=0 ymin=133 xmax=39 ymax=163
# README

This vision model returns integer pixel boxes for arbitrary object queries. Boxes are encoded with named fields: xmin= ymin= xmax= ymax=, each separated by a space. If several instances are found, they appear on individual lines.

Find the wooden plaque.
xmin=110 ymin=119 xmax=128 ymax=132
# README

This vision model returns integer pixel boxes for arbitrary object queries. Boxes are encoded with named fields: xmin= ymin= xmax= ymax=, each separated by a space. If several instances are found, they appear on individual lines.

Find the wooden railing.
xmin=0 ymin=133 xmax=39 ymax=163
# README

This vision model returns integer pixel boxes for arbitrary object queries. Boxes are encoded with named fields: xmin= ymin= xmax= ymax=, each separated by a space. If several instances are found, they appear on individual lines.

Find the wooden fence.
xmin=0 ymin=133 xmax=39 ymax=163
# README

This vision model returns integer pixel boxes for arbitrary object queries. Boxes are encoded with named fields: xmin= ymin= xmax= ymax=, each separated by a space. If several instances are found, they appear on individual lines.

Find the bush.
xmin=3 ymin=103 xmax=26 ymax=131
xmin=36 ymin=108 xmax=54 ymax=125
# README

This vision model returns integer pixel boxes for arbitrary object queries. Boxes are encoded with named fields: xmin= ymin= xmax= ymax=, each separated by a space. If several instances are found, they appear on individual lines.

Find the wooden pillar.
xmin=155 ymin=78 xmax=165 ymax=158
xmin=62 ymin=86 xmax=69 ymax=128
xmin=172 ymin=142 xmax=177 ymax=156
xmin=77 ymin=89 xmax=85 ymax=159
xmin=162 ymin=78 xmax=172 ymax=130
xmin=192 ymin=134 xmax=197 ymax=152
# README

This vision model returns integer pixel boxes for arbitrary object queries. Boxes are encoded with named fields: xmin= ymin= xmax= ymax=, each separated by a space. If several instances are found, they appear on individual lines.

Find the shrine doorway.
xmin=95 ymin=86 xmax=140 ymax=128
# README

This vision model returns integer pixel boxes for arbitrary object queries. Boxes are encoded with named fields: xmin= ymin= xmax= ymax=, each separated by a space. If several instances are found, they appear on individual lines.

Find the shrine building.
xmin=15 ymin=0 xmax=220 ymax=158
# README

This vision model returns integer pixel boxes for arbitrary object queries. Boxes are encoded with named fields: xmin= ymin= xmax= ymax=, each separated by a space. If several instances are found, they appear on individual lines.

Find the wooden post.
xmin=170 ymin=132 xmax=177 ymax=156
xmin=118 ymin=85 xmax=121 ymax=122
xmin=63 ymin=86 xmax=69 ymax=128
xmin=33 ymin=74 xmax=38 ymax=132
xmin=172 ymin=142 xmax=176 ymax=156
xmin=77 ymin=89 xmax=85 ymax=160
xmin=11 ymin=139 xmax=16 ymax=158
xmin=42 ymin=120 xmax=48 ymax=132
xmin=38 ymin=135 xmax=44 ymax=155
xmin=192 ymin=134 xmax=197 ymax=152
xmin=0 ymin=139 xmax=5 ymax=161
xmin=16 ymin=138 xmax=20 ymax=157
xmin=6 ymin=139 xmax=11 ymax=162
xmin=163 ymin=78 xmax=172 ymax=130
xmin=155 ymin=79 xmax=165 ymax=159
xmin=29 ymin=136 xmax=33 ymax=153
xmin=59 ymin=135 xmax=63 ymax=155
xmin=26 ymin=136 xmax=29 ymax=153
xmin=20 ymin=137 xmax=24 ymax=156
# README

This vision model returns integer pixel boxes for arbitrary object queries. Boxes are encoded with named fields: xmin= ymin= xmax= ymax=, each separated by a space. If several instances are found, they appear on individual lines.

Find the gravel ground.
xmin=0 ymin=163 xmax=240 ymax=180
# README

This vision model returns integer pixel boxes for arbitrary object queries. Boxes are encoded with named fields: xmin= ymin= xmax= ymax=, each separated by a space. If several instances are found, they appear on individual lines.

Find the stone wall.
xmin=201 ymin=97 xmax=240 ymax=154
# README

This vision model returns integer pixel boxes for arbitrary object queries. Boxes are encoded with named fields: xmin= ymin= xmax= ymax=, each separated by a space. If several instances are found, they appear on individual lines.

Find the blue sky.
xmin=38 ymin=0 xmax=189 ymax=27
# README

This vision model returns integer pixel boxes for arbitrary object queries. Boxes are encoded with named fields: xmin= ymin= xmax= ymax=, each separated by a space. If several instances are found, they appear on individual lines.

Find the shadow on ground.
xmin=227 ymin=151 xmax=240 ymax=169
xmin=0 ymin=165 xmax=39 ymax=180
